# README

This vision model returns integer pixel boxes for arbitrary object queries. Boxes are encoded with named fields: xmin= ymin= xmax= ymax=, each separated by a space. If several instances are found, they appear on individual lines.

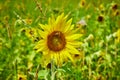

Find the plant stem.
xmin=51 ymin=59 xmax=55 ymax=80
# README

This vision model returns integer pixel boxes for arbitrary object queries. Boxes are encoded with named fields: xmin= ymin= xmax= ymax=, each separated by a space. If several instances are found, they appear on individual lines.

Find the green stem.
xmin=51 ymin=59 xmax=55 ymax=80
xmin=15 ymin=59 xmax=18 ymax=80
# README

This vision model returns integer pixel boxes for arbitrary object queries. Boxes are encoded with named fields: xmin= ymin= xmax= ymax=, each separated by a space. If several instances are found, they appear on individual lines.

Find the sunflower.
xmin=18 ymin=74 xmax=26 ymax=80
xmin=115 ymin=29 xmax=120 ymax=43
xmin=79 ymin=0 xmax=86 ymax=8
xmin=21 ymin=28 xmax=39 ymax=42
xmin=34 ymin=13 xmax=82 ymax=67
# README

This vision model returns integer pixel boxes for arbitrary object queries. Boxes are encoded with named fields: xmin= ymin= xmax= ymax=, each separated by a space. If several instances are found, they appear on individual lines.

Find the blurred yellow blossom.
xmin=18 ymin=74 xmax=26 ymax=80
xmin=114 ymin=29 xmax=120 ymax=43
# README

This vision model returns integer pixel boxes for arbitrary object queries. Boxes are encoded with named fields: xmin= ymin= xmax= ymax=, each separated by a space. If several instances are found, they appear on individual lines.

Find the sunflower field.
xmin=0 ymin=0 xmax=120 ymax=80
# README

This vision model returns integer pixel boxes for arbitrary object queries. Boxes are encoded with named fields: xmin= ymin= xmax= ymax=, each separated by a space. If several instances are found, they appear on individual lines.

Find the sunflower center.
xmin=47 ymin=31 xmax=66 ymax=52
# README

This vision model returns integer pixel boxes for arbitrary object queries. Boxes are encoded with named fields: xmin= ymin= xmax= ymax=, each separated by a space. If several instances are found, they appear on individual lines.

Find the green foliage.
xmin=0 ymin=0 xmax=120 ymax=80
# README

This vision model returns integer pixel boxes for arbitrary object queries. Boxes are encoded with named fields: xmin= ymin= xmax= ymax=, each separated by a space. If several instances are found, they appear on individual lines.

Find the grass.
xmin=0 ymin=0 xmax=120 ymax=80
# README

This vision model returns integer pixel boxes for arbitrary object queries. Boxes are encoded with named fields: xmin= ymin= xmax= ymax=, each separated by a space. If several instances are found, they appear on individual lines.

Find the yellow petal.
xmin=64 ymin=25 xmax=75 ymax=36
xmin=69 ymin=25 xmax=74 ymax=31
xmin=56 ymin=13 xmax=64 ymax=24
xmin=65 ymin=50 xmax=74 ymax=63
xmin=36 ymin=46 xmax=47 ymax=53
xmin=48 ymin=15 xmax=55 ymax=25
xmin=38 ymin=30 xmax=48 ymax=39
xmin=63 ymin=18 xmax=72 ymax=33
xmin=39 ymin=24 xmax=51 ymax=31
xmin=66 ymin=44 xmax=80 ymax=54
xmin=54 ymin=14 xmax=66 ymax=30
xmin=34 ymin=40 xmax=45 ymax=48
xmin=67 ymin=41 xmax=82 ymax=47
xmin=42 ymin=53 xmax=51 ymax=67
xmin=42 ymin=49 xmax=49 ymax=55
xmin=53 ymin=53 xmax=58 ymax=65
xmin=59 ymin=51 xmax=64 ymax=66
xmin=34 ymin=40 xmax=47 ymax=52
xmin=66 ymin=34 xmax=82 ymax=41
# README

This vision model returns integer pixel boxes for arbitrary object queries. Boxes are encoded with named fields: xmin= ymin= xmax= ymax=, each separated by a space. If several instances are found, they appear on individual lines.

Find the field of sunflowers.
xmin=0 ymin=0 xmax=120 ymax=80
